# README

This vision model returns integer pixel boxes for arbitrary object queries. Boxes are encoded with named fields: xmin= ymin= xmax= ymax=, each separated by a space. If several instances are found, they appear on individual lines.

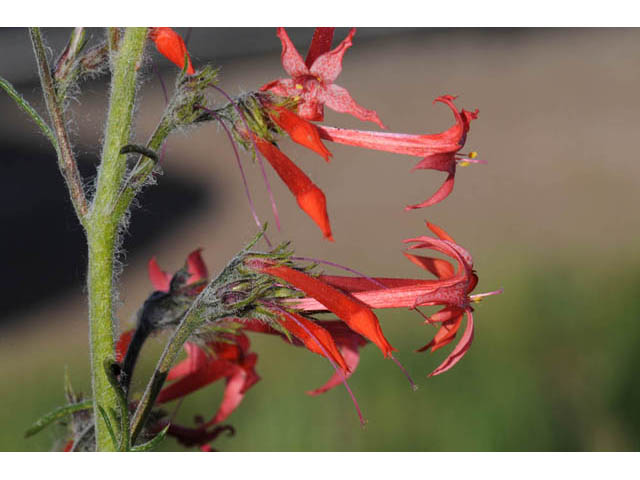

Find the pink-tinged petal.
xmin=186 ymin=248 xmax=208 ymax=284
xmin=167 ymin=342 xmax=209 ymax=381
xmin=425 ymin=306 xmax=464 ymax=324
xmin=403 ymin=252 xmax=455 ymax=279
xmin=276 ymin=27 xmax=309 ymax=78
xmin=317 ymin=126 xmax=456 ymax=157
xmin=296 ymin=95 xmax=325 ymax=122
xmin=310 ymin=28 xmax=355 ymax=84
xmin=148 ymin=257 xmax=171 ymax=292
xmin=429 ymin=309 xmax=475 ymax=376
xmin=209 ymin=368 xmax=246 ymax=424
xmin=321 ymin=83 xmax=386 ymax=129
xmin=305 ymin=27 xmax=335 ymax=68
xmin=412 ymin=152 xmax=456 ymax=173
xmin=307 ymin=342 xmax=360 ymax=395
xmin=405 ymin=171 xmax=456 ymax=210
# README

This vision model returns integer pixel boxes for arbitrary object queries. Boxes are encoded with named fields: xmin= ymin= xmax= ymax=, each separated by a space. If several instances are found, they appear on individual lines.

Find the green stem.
xmin=85 ymin=27 xmax=148 ymax=452
xmin=29 ymin=27 xmax=88 ymax=222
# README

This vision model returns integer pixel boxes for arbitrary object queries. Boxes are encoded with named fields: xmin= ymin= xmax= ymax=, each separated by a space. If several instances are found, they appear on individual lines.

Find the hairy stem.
xmin=29 ymin=27 xmax=88 ymax=222
xmin=85 ymin=27 xmax=148 ymax=451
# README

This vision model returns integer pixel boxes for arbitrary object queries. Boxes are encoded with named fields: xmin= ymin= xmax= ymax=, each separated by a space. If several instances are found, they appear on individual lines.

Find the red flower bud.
xmin=268 ymin=105 xmax=332 ymax=162
xmin=254 ymin=138 xmax=333 ymax=241
xmin=149 ymin=27 xmax=195 ymax=75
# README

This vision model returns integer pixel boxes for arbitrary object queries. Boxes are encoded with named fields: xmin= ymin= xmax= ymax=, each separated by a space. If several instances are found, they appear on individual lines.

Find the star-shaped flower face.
xmin=262 ymin=28 xmax=386 ymax=129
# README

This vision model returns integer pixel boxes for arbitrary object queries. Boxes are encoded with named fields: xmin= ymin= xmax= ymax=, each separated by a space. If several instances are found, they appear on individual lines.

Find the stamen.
xmin=390 ymin=354 xmax=418 ymax=391
xmin=184 ymin=27 xmax=193 ymax=47
xmin=152 ymin=62 xmax=169 ymax=105
xmin=266 ymin=303 xmax=367 ymax=427
xmin=470 ymin=288 xmax=504 ymax=303
xmin=197 ymin=105 xmax=272 ymax=248
xmin=209 ymin=84 xmax=282 ymax=231
xmin=455 ymin=152 xmax=487 ymax=166
xmin=290 ymin=256 xmax=387 ymax=289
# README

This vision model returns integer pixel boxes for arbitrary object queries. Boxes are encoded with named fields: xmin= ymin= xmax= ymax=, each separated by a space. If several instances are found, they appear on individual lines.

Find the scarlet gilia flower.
xmin=317 ymin=95 xmax=483 ymax=209
xmin=149 ymin=27 xmax=195 ymax=75
xmin=247 ymin=258 xmax=395 ymax=358
xmin=261 ymin=27 xmax=386 ymax=128
xmin=253 ymin=135 xmax=333 ymax=241
xmin=292 ymin=222 xmax=502 ymax=376
xmin=241 ymin=317 xmax=367 ymax=395
xmin=156 ymin=332 xmax=260 ymax=426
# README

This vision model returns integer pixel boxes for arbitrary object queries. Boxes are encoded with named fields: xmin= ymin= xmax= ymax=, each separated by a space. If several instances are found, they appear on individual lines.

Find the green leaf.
xmin=131 ymin=424 xmax=170 ymax=452
xmin=0 ymin=75 xmax=56 ymax=147
xmin=25 ymin=400 xmax=92 ymax=438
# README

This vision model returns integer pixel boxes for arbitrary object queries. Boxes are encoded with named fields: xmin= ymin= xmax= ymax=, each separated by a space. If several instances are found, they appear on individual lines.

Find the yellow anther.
xmin=295 ymin=84 xmax=303 ymax=90
xmin=458 ymin=161 xmax=470 ymax=167
xmin=469 ymin=151 xmax=478 ymax=159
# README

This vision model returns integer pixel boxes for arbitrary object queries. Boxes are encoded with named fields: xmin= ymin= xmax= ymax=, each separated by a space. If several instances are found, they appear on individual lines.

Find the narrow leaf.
xmin=97 ymin=405 xmax=118 ymax=448
xmin=131 ymin=424 xmax=170 ymax=452
xmin=25 ymin=400 xmax=92 ymax=438
xmin=0 ymin=75 xmax=56 ymax=147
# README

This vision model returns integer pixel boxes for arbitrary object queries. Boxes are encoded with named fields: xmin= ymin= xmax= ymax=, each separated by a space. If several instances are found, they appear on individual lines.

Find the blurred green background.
xmin=1 ymin=28 xmax=639 ymax=451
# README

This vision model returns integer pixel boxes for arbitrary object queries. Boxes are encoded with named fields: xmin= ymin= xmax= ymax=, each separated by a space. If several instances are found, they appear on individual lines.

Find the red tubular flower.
xmin=149 ymin=27 xmax=195 ymax=75
xmin=248 ymin=259 xmax=395 ymax=357
xmin=261 ymin=28 xmax=385 ymax=128
xmin=241 ymin=317 xmax=366 ymax=395
xmin=317 ymin=95 xmax=482 ymax=209
xmin=254 ymin=137 xmax=333 ymax=241
xmin=306 ymin=320 xmax=367 ymax=395
xmin=292 ymin=222 xmax=501 ymax=376
xmin=157 ymin=332 xmax=260 ymax=426
xmin=267 ymin=105 xmax=332 ymax=162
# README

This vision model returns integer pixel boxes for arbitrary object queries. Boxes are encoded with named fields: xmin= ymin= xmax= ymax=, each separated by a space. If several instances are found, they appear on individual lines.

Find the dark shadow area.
xmin=0 ymin=143 xmax=213 ymax=323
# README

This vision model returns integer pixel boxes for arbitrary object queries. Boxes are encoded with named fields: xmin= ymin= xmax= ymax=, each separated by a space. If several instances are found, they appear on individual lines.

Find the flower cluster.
xmin=22 ymin=26 xmax=502 ymax=453
xmin=112 ymin=216 xmax=499 ymax=450
xmin=151 ymin=27 xmax=483 ymax=241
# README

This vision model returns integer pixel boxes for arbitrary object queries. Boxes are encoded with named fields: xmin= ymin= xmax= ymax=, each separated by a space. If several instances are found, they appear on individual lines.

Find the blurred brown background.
xmin=1 ymin=28 xmax=639 ymax=451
